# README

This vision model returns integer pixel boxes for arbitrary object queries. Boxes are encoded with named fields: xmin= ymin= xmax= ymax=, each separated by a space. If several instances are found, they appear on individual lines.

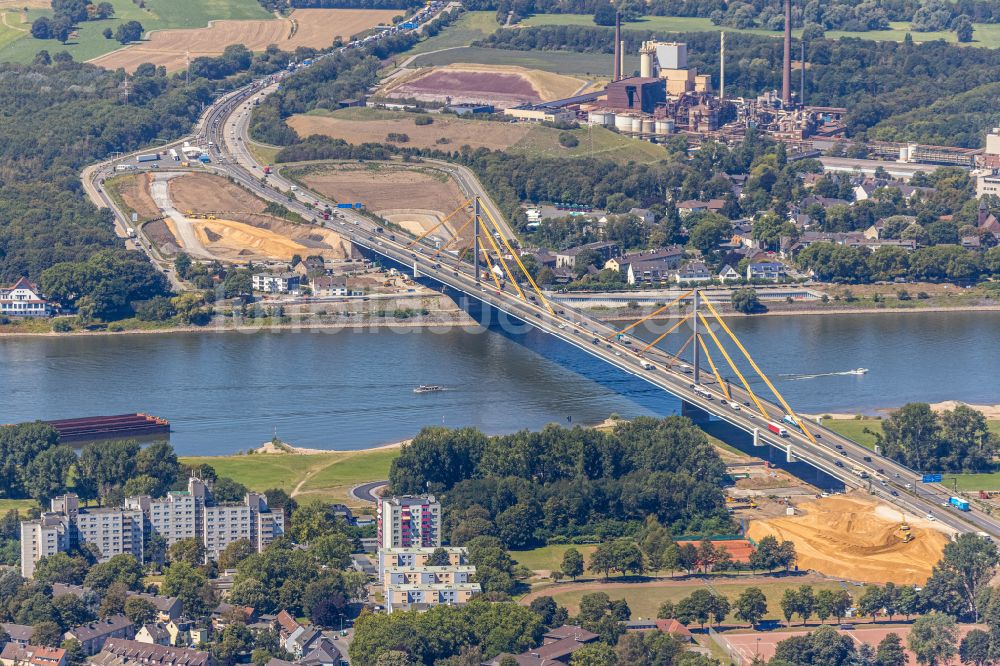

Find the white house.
xmin=1 ymin=278 xmax=52 ymax=317
xmin=252 ymin=273 xmax=300 ymax=294
xmin=717 ymin=265 xmax=740 ymax=283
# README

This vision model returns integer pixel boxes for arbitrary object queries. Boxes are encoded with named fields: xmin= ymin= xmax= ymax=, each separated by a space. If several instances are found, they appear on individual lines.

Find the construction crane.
xmin=900 ymin=511 xmax=910 ymax=532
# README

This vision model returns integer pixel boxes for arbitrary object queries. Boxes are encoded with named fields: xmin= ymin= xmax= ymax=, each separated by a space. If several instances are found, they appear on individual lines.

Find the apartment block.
xmin=378 ymin=547 xmax=480 ymax=613
xmin=376 ymin=495 xmax=441 ymax=549
xmin=20 ymin=478 xmax=283 ymax=578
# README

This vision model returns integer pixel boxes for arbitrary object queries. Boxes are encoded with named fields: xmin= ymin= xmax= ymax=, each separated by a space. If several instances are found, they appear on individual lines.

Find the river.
xmin=1 ymin=311 xmax=997 ymax=456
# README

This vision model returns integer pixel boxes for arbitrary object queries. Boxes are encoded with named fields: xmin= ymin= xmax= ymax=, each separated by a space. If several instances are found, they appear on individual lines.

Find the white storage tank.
xmin=642 ymin=118 xmax=655 ymax=134
xmin=615 ymin=115 xmax=634 ymax=132
xmin=603 ymin=112 xmax=615 ymax=127
xmin=655 ymin=119 xmax=675 ymax=135
xmin=631 ymin=117 xmax=643 ymax=133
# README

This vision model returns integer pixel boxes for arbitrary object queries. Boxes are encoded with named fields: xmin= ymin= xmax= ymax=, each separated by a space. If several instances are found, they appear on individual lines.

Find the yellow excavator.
xmin=899 ymin=511 xmax=913 ymax=542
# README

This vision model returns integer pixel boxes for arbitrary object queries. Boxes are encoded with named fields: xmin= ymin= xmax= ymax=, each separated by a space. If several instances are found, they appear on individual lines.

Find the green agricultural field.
xmin=520 ymin=14 xmax=1000 ymax=49
xmin=410 ymin=45 xmax=638 ymax=77
xmin=403 ymin=11 xmax=500 ymax=56
xmin=820 ymin=417 xmax=883 ymax=450
xmin=512 ymin=544 xmax=598 ymax=572
xmin=0 ymin=0 xmax=270 ymax=64
xmin=180 ymin=447 xmax=398 ymax=507
xmin=510 ymin=124 xmax=668 ymax=164
xmin=547 ymin=579 xmax=846 ymax=620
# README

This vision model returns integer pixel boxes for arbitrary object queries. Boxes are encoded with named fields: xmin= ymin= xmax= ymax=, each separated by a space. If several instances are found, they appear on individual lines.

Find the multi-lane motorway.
xmin=86 ymin=38 xmax=1000 ymax=540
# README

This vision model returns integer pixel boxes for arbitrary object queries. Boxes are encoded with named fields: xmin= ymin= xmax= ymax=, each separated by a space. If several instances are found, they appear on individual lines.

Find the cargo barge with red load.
xmin=42 ymin=413 xmax=170 ymax=443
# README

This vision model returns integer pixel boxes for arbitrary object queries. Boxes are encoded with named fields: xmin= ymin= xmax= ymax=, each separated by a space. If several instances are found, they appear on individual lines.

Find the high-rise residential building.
xmin=376 ymin=495 xmax=441 ymax=549
xmin=20 ymin=478 xmax=283 ymax=578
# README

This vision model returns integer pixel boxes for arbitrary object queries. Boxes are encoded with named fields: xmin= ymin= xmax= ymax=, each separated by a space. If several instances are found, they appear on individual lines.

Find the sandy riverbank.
xmin=253 ymin=438 xmax=411 ymax=455
xmin=809 ymin=401 xmax=1000 ymax=419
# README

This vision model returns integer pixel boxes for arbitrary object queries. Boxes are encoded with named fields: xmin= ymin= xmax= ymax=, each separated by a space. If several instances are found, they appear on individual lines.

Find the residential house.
xmin=64 ymin=616 xmax=133 ymax=656
xmin=717 ymin=265 xmax=740 ymax=283
xmin=486 ymin=625 xmax=599 ymax=665
xmin=606 ymin=246 xmax=685 ymax=285
xmin=135 ymin=624 xmax=172 ymax=647
xmin=746 ymin=262 xmax=787 ymax=281
xmin=210 ymin=605 xmax=255 ymax=633
xmin=90 ymin=639 xmax=214 ymax=666
xmin=300 ymin=639 xmax=341 ymax=666
xmin=676 ymin=199 xmax=725 ymax=217
xmin=1 ymin=624 xmax=34 ymax=647
xmin=0 ymin=278 xmax=52 ymax=317
xmin=274 ymin=611 xmax=302 ymax=642
xmin=623 ymin=619 xmax=693 ymax=641
xmin=126 ymin=593 xmax=182 ymax=624
xmin=553 ymin=242 xmax=621 ymax=271
xmin=50 ymin=583 xmax=90 ymax=599
xmin=675 ymin=262 xmax=712 ymax=284
xmin=284 ymin=627 xmax=323 ymax=658
xmin=980 ymin=203 xmax=1000 ymax=242
xmin=164 ymin=621 xmax=208 ymax=649
xmin=0 ymin=644 xmax=66 ymax=666
xmin=252 ymin=273 xmax=301 ymax=294
xmin=628 ymin=207 xmax=656 ymax=224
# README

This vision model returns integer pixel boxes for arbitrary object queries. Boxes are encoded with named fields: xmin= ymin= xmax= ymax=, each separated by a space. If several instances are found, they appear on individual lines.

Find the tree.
xmin=688 ymin=214 xmax=731 ymax=254
xmin=734 ymin=587 xmax=768 ymax=628
xmin=426 ymin=547 xmax=452 ymax=567
xmin=560 ymin=547 xmax=584 ymax=581
xmin=24 ymin=445 xmax=76 ymax=504
xmin=876 ymin=633 xmax=909 ymax=666
xmin=33 ymin=552 xmax=89 ymax=585
xmin=53 ymin=594 xmax=94 ymax=630
xmin=102 ymin=27 xmax=112 ymax=39
xmin=908 ymin=613 xmax=958 ymax=666
xmin=212 ymin=477 xmax=248 ymax=502
xmin=84 ymin=554 xmax=143 ymax=593
xmin=731 ymin=287 xmax=763 ymax=314
xmin=592 ymin=2 xmax=616 ymax=26
xmin=639 ymin=516 xmax=673 ymax=574
xmin=310 ymin=533 xmax=353 ymax=569
xmin=375 ymin=652 xmax=415 ymax=666
xmin=959 ymin=628 xmax=990 ymax=666
xmin=162 ymin=561 xmax=210 ymax=619
xmin=675 ymin=590 xmax=727 ymax=629
xmin=953 ymin=15 xmax=974 ymax=42
xmin=859 ymin=585 xmax=885 ymax=622
xmin=32 ymin=621 xmax=64 ymax=647
xmin=569 ymin=643 xmax=616 ymax=666
xmin=61 ymin=639 xmax=85 ymax=666
xmin=927 ymin=533 xmax=998 ymax=620
xmin=123 ymin=596 xmax=157 ymax=626
xmin=169 ymin=537 xmax=206 ymax=566
xmin=114 ymin=20 xmax=143 ymax=44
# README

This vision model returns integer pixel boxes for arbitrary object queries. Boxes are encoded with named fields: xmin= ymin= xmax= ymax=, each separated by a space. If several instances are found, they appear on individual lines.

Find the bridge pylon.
xmin=786 ymin=444 xmax=795 ymax=463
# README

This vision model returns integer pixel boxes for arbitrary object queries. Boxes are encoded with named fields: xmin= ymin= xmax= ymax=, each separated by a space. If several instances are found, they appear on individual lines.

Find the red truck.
xmin=262 ymin=165 xmax=272 ymax=174
xmin=767 ymin=422 xmax=788 ymax=437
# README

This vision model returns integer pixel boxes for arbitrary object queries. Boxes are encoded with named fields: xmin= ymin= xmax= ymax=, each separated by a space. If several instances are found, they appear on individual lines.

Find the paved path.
xmin=351 ymin=481 xmax=387 ymax=503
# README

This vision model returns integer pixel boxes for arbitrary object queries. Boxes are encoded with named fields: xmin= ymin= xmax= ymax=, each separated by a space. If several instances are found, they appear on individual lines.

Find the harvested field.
xmin=293 ymin=164 xmax=473 ymax=243
xmin=168 ymin=173 xmax=266 ymax=215
xmin=90 ymin=9 xmax=397 ymax=72
xmin=289 ymin=112 xmax=532 ymax=151
xmin=746 ymin=494 xmax=949 ymax=585
xmin=382 ymin=64 xmax=586 ymax=108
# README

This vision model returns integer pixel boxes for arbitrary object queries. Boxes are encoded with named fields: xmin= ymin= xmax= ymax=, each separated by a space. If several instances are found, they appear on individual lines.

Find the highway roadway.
xmin=86 ymin=36 xmax=1000 ymax=540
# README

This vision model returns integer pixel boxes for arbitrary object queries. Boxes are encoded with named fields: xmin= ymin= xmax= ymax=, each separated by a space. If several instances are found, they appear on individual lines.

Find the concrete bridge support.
xmin=681 ymin=400 xmax=712 ymax=424
xmin=786 ymin=443 xmax=795 ymax=463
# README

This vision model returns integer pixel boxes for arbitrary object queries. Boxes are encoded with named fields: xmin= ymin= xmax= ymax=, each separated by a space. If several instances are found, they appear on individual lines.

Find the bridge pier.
xmin=413 ymin=261 xmax=419 ymax=279
xmin=681 ymin=400 xmax=712 ymax=424
xmin=752 ymin=427 xmax=763 ymax=447
xmin=786 ymin=443 xmax=795 ymax=463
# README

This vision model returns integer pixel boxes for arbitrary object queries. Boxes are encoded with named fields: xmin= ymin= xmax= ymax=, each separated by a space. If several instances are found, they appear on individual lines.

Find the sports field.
xmin=511 ymin=544 xmax=598 ymax=573
xmin=0 ymin=0 xmax=271 ymax=63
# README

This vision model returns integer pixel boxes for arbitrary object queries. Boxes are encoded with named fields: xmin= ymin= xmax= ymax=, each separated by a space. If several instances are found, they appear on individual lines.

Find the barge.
xmin=42 ymin=413 xmax=170 ymax=443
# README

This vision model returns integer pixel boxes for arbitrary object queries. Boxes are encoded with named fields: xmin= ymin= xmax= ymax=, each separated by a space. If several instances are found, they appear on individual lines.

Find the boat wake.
xmin=780 ymin=368 xmax=869 ymax=381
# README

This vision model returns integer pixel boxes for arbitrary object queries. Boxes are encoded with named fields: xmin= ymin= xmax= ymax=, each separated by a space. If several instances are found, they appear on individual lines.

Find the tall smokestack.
xmin=613 ymin=10 xmax=621 ymax=81
xmin=782 ymin=0 xmax=792 ymax=107
xmin=800 ymin=41 xmax=805 ymax=106
xmin=720 ymin=31 xmax=725 ymax=100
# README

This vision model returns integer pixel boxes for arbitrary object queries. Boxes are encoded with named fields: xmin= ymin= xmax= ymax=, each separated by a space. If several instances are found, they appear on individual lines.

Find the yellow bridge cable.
xmin=430 ymin=216 xmax=475 ymax=259
xmin=478 ymin=217 xmax=528 ymax=302
xmin=480 ymin=204 xmax=554 ymax=315
xmin=701 ymin=298 xmax=817 ymax=443
xmin=478 ymin=242 xmax=504 ymax=291
xmin=639 ymin=312 xmax=692 ymax=354
xmin=697 ymin=313 xmax=769 ymax=419
xmin=406 ymin=199 xmax=472 ymax=247
xmin=697 ymin=334 xmax=730 ymax=401
xmin=673 ymin=333 xmax=695 ymax=363
xmin=607 ymin=289 xmax=694 ymax=340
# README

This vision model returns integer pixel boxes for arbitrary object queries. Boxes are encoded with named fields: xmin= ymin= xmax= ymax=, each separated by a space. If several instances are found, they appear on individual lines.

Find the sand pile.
xmin=746 ymin=495 xmax=948 ymax=584
xmin=192 ymin=219 xmax=310 ymax=262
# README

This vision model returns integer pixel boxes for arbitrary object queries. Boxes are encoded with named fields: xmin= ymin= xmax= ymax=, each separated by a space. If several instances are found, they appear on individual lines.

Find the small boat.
xmin=848 ymin=368 xmax=869 ymax=375
xmin=413 ymin=385 xmax=446 ymax=393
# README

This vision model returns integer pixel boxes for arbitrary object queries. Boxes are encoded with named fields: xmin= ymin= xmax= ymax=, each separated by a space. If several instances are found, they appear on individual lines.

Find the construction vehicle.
xmin=900 ymin=511 xmax=910 ymax=532
xmin=901 ymin=532 xmax=914 ymax=543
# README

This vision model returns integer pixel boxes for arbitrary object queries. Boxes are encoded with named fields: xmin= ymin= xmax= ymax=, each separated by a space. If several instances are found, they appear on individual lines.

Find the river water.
xmin=1 ymin=311 xmax=997 ymax=456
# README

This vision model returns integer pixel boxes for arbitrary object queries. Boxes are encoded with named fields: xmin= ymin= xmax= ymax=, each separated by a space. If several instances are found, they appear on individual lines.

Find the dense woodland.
xmin=388 ymin=417 xmax=733 ymax=549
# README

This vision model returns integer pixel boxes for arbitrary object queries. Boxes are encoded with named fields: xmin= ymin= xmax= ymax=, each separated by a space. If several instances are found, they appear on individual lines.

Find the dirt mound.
xmin=383 ymin=64 xmax=586 ymax=108
xmin=90 ymin=9 xmax=397 ymax=73
xmin=114 ymin=172 xmax=161 ymax=221
xmin=746 ymin=494 xmax=948 ymax=585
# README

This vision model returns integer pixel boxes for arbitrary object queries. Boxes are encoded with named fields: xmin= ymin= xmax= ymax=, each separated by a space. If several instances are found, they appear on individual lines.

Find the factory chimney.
xmin=719 ymin=31 xmax=725 ymax=100
xmin=782 ymin=0 xmax=792 ymax=107
xmin=613 ymin=10 xmax=622 ymax=81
